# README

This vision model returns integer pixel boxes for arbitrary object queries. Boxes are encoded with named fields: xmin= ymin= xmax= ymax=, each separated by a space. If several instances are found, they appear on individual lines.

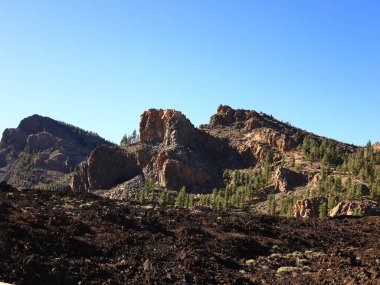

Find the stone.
xmin=273 ymin=167 xmax=307 ymax=192
xmin=329 ymin=200 xmax=380 ymax=217
xmin=293 ymin=197 xmax=328 ymax=218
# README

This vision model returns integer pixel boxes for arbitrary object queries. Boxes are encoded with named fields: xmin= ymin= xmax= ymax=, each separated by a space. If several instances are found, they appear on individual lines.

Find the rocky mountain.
xmin=71 ymin=105 xmax=356 ymax=193
xmin=3 ymin=107 xmax=377 ymax=218
xmin=0 ymin=115 xmax=112 ymax=189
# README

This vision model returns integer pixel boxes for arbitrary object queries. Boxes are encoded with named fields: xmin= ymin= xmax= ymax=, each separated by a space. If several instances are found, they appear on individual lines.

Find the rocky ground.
xmin=1 ymin=185 xmax=379 ymax=285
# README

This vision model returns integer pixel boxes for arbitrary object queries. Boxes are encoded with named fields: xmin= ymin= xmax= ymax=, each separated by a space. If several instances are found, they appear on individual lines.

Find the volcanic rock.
xmin=273 ymin=167 xmax=308 ymax=192
xmin=70 ymin=105 xmax=357 ymax=194
xmin=293 ymin=197 xmax=327 ymax=218
xmin=71 ymin=145 xmax=143 ymax=192
xmin=329 ymin=200 xmax=380 ymax=217
xmin=100 ymin=175 xmax=145 ymax=200
xmin=72 ymin=109 xmax=236 ymax=193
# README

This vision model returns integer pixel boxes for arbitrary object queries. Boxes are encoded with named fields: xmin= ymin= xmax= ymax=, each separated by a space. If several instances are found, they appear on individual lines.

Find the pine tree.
xmin=159 ymin=191 xmax=168 ymax=207
xmin=176 ymin=187 xmax=187 ymax=208
xmin=223 ymin=187 xmax=229 ymax=211
xmin=188 ymin=194 xmax=194 ymax=210
xmin=267 ymin=195 xmax=276 ymax=216
xmin=212 ymin=188 xmax=218 ymax=207
xmin=319 ymin=202 xmax=328 ymax=218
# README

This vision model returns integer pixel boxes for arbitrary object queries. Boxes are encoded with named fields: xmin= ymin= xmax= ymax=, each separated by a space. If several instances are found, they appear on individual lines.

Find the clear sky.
xmin=0 ymin=1 xmax=379 ymax=146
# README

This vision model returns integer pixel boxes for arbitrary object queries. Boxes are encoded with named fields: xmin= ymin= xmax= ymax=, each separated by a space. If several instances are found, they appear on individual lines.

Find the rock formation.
xmin=293 ymin=197 xmax=327 ymax=218
xmin=329 ymin=200 xmax=380 ymax=217
xmin=272 ymin=167 xmax=308 ymax=192
xmin=70 ymin=145 xmax=143 ymax=192
xmin=72 ymin=109 xmax=242 ymax=193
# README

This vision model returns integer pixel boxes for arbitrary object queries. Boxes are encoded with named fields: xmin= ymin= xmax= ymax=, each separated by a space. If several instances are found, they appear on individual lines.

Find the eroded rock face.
xmin=71 ymin=146 xmax=143 ymax=192
xmin=273 ymin=167 xmax=308 ymax=192
xmin=208 ymin=105 xmax=296 ymax=152
xmin=329 ymin=200 xmax=380 ymax=217
xmin=293 ymin=197 xmax=327 ymax=218
xmin=72 ymin=109 xmax=241 ymax=193
xmin=155 ymin=149 xmax=210 ymax=192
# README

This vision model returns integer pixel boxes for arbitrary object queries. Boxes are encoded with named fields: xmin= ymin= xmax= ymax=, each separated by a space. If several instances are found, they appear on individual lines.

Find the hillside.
xmin=71 ymin=105 xmax=380 ymax=218
xmin=0 ymin=115 xmax=112 ymax=189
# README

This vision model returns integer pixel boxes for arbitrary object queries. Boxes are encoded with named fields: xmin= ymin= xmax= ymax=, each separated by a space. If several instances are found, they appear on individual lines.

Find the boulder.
xmin=71 ymin=146 xmax=143 ymax=192
xmin=273 ymin=167 xmax=307 ymax=192
xmin=293 ymin=197 xmax=327 ymax=218
xmin=156 ymin=152 xmax=209 ymax=192
xmin=329 ymin=200 xmax=380 ymax=217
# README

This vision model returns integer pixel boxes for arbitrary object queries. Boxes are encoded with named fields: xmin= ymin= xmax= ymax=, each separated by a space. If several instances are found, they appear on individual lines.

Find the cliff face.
xmin=0 ymin=115 xmax=112 ymax=188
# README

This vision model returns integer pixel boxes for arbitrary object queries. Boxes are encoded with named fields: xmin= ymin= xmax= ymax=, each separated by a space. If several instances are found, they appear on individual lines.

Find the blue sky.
xmin=0 ymin=1 xmax=379 ymax=146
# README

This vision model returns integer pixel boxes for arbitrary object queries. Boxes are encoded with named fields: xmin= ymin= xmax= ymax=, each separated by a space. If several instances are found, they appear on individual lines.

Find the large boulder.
xmin=71 ymin=146 xmax=143 ymax=192
xmin=155 ymin=149 xmax=210 ymax=192
xmin=329 ymin=200 xmax=380 ymax=217
xmin=273 ymin=167 xmax=308 ymax=192
xmin=293 ymin=197 xmax=327 ymax=218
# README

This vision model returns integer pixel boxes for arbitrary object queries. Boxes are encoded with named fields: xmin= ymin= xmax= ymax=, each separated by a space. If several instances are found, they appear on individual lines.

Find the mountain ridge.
xmin=0 ymin=114 xmax=112 ymax=189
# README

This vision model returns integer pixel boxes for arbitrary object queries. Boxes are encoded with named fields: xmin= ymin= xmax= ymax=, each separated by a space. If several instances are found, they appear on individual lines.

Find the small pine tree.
xmin=139 ymin=191 xmax=145 ymax=205
xmin=267 ymin=195 xmax=276 ymax=216
xmin=188 ymin=194 xmax=194 ymax=210
xmin=212 ymin=188 xmax=218 ymax=207
xmin=159 ymin=191 xmax=168 ymax=207
xmin=354 ymin=184 xmax=363 ymax=200
xmin=223 ymin=187 xmax=229 ymax=211
xmin=319 ymin=202 xmax=328 ymax=218
xmin=176 ymin=187 xmax=187 ymax=208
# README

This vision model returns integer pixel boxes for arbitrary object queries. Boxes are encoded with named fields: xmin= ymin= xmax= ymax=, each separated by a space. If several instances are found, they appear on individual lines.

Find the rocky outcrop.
xmin=71 ymin=146 xmax=143 ymax=192
xmin=273 ymin=167 xmax=308 ymax=192
xmin=0 ymin=115 xmax=111 ymax=188
xmin=155 ymin=148 xmax=210 ymax=191
xmin=202 ymin=105 xmax=356 ymax=166
xmin=207 ymin=105 xmax=296 ymax=152
xmin=373 ymin=142 xmax=380 ymax=152
xmin=329 ymin=200 xmax=380 ymax=217
xmin=139 ymin=109 xmax=196 ymax=146
xmin=293 ymin=197 xmax=327 ymax=218
xmin=72 ymin=108 xmax=246 ymax=193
